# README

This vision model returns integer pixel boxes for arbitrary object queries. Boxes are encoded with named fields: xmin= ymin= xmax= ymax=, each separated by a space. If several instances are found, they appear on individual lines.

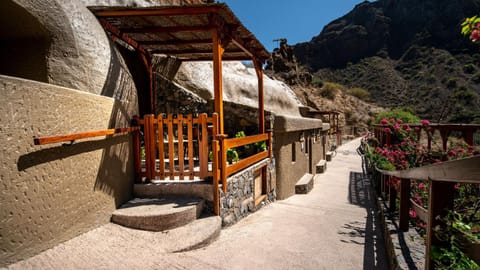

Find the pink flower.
xmin=384 ymin=127 xmax=391 ymax=133
xmin=472 ymin=29 xmax=480 ymax=42
xmin=409 ymin=209 xmax=417 ymax=218
xmin=380 ymin=118 xmax=389 ymax=125
xmin=418 ymin=183 xmax=426 ymax=191
xmin=454 ymin=183 xmax=460 ymax=190
xmin=472 ymin=227 xmax=479 ymax=234
xmin=448 ymin=150 xmax=457 ymax=157
xmin=421 ymin=119 xmax=430 ymax=126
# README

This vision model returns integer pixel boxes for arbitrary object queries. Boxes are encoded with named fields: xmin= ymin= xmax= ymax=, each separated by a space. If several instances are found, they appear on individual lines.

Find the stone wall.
xmin=219 ymin=159 xmax=275 ymax=226
xmin=0 ymin=76 xmax=135 ymax=266
xmin=273 ymin=115 xmax=330 ymax=200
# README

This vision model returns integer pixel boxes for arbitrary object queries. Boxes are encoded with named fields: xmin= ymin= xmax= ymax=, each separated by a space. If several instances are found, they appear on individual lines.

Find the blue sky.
xmin=221 ymin=0 xmax=367 ymax=52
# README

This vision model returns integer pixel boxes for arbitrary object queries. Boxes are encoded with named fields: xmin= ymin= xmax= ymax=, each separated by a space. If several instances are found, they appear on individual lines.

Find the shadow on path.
xmin=339 ymin=146 xmax=388 ymax=269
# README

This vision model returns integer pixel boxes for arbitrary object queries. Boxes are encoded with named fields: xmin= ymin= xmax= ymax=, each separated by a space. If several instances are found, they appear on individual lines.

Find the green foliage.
xmin=234 ymin=131 xmax=246 ymax=138
xmin=311 ymin=76 xmax=324 ymax=88
xmin=374 ymin=108 xmax=420 ymax=124
xmin=446 ymin=78 xmax=458 ymax=88
xmin=464 ymin=64 xmax=477 ymax=74
xmin=431 ymin=245 xmax=479 ymax=270
xmin=318 ymin=82 xmax=342 ymax=100
xmin=232 ymin=131 xmax=267 ymax=159
xmin=461 ymin=16 xmax=480 ymax=44
xmin=347 ymin=87 xmax=371 ymax=101
xmin=226 ymin=148 xmax=239 ymax=163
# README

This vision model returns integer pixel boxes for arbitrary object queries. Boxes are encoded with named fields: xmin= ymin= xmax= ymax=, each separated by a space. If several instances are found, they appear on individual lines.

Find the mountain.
xmin=293 ymin=0 xmax=480 ymax=123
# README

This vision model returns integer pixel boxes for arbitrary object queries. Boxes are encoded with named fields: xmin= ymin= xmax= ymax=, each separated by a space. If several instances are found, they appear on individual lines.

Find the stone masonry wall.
xmin=219 ymin=159 xmax=275 ymax=226
xmin=0 ymin=76 xmax=135 ymax=266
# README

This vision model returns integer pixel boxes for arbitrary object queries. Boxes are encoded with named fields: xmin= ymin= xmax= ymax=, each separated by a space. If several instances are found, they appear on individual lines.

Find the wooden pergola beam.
xmin=93 ymin=5 xmax=222 ymax=17
xmin=139 ymin=38 xmax=212 ymax=46
xmin=121 ymin=25 xmax=210 ymax=34
xmin=150 ymin=48 xmax=244 ymax=55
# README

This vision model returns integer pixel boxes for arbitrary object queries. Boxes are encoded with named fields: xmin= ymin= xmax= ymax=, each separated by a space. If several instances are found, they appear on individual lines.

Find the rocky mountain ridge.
xmin=293 ymin=0 xmax=480 ymax=123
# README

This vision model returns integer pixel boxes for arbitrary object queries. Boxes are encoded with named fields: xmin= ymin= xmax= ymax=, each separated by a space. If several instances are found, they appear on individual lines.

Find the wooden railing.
xmin=132 ymin=113 xmax=218 ymax=182
xmin=375 ymin=156 xmax=480 ymax=269
xmin=373 ymin=123 xmax=480 ymax=150
xmin=34 ymin=127 xmax=139 ymax=145
xmin=211 ymin=131 xmax=272 ymax=215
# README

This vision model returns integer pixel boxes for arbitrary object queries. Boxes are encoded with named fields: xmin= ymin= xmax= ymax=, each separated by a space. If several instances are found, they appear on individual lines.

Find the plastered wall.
xmin=273 ymin=115 xmax=328 ymax=200
xmin=0 ymin=76 xmax=135 ymax=266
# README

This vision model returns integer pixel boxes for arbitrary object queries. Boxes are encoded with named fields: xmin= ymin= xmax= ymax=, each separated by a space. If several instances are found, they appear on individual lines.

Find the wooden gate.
xmin=133 ymin=113 xmax=218 ymax=182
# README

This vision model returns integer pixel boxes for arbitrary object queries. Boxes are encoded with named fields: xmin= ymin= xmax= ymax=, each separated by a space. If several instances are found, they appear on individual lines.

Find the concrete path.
xmin=5 ymin=138 xmax=388 ymax=270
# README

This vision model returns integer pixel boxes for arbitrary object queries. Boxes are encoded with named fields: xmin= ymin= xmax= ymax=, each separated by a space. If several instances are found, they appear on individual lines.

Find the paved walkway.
xmin=6 ymin=138 xmax=388 ymax=270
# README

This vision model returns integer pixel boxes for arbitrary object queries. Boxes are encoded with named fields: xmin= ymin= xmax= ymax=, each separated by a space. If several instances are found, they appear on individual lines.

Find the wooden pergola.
xmin=89 ymin=3 xmax=271 ymax=134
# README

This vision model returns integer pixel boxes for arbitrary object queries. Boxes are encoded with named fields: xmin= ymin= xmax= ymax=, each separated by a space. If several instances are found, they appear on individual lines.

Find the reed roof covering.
xmin=89 ymin=3 xmax=270 ymax=63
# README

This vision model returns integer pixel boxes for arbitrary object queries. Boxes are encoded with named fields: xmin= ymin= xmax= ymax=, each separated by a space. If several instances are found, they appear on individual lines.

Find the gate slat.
xmin=167 ymin=114 xmax=175 ymax=180
xmin=199 ymin=113 xmax=208 ymax=179
xmin=177 ymin=115 xmax=185 ymax=180
xmin=187 ymin=114 xmax=194 ymax=180
xmin=157 ymin=115 xmax=165 ymax=179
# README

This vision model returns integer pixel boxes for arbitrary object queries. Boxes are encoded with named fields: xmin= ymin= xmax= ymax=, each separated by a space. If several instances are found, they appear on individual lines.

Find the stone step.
xmin=134 ymin=182 xmax=213 ymax=202
xmin=166 ymin=214 xmax=221 ymax=253
xmin=295 ymin=173 xmax=314 ymax=194
xmin=316 ymin=159 xmax=327 ymax=174
xmin=111 ymin=197 xmax=204 ymax=232
xmin=326 ymin=151 xmax=334 ymax=161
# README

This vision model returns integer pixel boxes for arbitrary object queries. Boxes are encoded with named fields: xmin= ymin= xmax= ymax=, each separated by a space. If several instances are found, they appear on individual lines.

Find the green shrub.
xmin=312 ymin=76 xmax=324 ymax=88
xmin=446 ymin=78 xmax=458 ymax=88
xmin=463 ymin=63 xmax=477 ymax=74
xmin=318 ymin=82 xmax=342 ymax=100
xmin=347 ymin=87 xmax=370 ymax=101
xmin=374 ymin=108 xmax=420 ymax=124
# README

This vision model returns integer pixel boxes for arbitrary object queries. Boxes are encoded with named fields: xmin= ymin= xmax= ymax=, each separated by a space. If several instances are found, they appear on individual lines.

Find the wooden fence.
xmin=375 ymin=156 xmax=480 ymax=269
xmin=132 ymin=113 xmax=218 ymax=182
xmin=373 ymin=124 xmax=480 ymax=150
xmin=212 ymin=131 xmax=272 ymax=215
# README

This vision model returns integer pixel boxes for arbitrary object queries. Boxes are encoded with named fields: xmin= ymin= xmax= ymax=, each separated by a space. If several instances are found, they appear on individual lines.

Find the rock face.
xmin=295 ymin=0 xmax=480 ymax=70
xmin=175 ymin=61 xmax=303 ymax=116
xmin=153 ymin=60 xmax=304 ymax=135
xmin=294 ymin=0 xmax=480 ymax=123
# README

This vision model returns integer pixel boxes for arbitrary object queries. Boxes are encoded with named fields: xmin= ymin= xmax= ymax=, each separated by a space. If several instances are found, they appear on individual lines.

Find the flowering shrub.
xmin=461 ymin=16 xmax=480 ymax=44
xmin=365 ymin=117 xmax=480 ymax=268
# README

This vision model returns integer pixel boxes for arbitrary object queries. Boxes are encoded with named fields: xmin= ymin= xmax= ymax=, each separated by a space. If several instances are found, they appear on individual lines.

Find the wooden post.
xmin=216 ymin=134 xmax=228 ymax=193
xmin=212 ymin=140 xmax=220 ymax=215
xmin=425 ymin=181 xmax=455 ymax=270
xmin=267 ymin=130 xmax=273 ymax=159
xmin=254 ymin=59 xmax=265 ymax=134
xmin=440 ymin=127 xmax=450 ymax=151
xmin=132 ymin=116 xmax=142 ymax=183
xmin=212 ymin=29 xmax=225 ymax=134
xmin=388 ymin=176 xmax=397 ymax=212
xmin=145 ymin=114 xmax=156 ymax=181
xmin=463 ymin=130 xmax=474 ymax=146
xmin=399 ymin=178 xmax=411 ymax=231
xmin=149 ymin=62 xmax=155 ymax=114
